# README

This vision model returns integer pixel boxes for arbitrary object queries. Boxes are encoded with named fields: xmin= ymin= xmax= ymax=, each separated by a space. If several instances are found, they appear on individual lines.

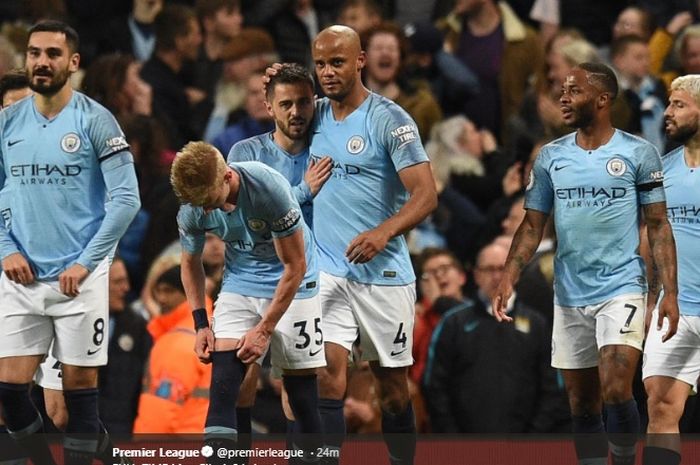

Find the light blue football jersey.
xmin=0 ymin=93 xmax=140 ymax=280
xmin=662 ymin=147 xmax=700 ymax=316
xmin=309 ymin=93 xmax=429 ymax=285
xmin=177 ymin=161 xmax=318 ymax=299
xmin=525 ymin=130 xmax=665 ymax=306
xmin=227 ymin=131 xmax=314 ymax=227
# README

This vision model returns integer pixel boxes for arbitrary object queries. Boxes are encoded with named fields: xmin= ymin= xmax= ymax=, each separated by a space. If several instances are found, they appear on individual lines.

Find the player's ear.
xmin=598 ymin=91 xmax=611 ymax=108
xmin=264 ymin=100 xmax=274 ymax=118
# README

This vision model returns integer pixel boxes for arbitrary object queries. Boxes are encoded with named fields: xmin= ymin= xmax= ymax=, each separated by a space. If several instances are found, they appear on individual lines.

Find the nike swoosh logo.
xmin=8 ymin=139 xmax=23 ymax=147
xmin=309 ymin=348 xmax=323 ymax=357
xmin=619 ymin=329 xmax=635 ymax=334
xmin=464 ymin=321 xmax=480 ymax=332
xmin=390 ymin=348 xmax=407 ymax=356
xmin=554 ymin=165 xmax=570 ymax=171
xmin=87 ymin=347 xmax=102 ymax=355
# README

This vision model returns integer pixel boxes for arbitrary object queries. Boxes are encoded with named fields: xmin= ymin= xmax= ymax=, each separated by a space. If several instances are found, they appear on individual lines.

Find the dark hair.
xmin=154 ymin=5 xmax=197 ymax=52
xmin=610 ymin=34 xmax=647 ymax=60
xmin=339 ymin=0 xmax=383 ymax=18
xmin=155 ymin=265 xmax=185 ymax=293
xmin=196 ymin=0 xmax=239 ymax=19
xmin=0 ymin=68 xmax=30 ymax=106
xmin=265 ymin=63 xmax=315 ymax=100
xmin=577 ymin=62 xmax=619 ymax=99
xmin=28 ymin=20 xmax=79 ymax=53
xmin=416 ymin=247 xmax=464 ymax=274
xmin=81 ymin=53 xmax=135 ymax=115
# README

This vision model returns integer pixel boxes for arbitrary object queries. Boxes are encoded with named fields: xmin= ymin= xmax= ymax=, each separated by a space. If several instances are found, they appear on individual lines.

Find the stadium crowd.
xmin=2 ymin=0 xmax=700 ymax=462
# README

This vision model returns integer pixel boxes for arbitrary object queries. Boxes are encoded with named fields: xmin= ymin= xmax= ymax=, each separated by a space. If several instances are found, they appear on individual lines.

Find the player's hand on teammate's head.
xmin=58 ymin=263 xmax=89 ymax=297
xmin=1 ymin=252 xmax=35 ymax=286
xmin=262 ymin=63 xmax=283 ymax=91
xmin=194 ymin=327 xmax=215 ymax=364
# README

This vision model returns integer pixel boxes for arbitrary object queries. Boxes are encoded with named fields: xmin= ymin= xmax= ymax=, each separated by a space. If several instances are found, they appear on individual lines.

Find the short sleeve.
xmin=524 ymin=148 xmax=554 ymax=214
xmin=377 ymin=103 xmax=430 ymax=172
xmin=87 ymin=107 xmax=130 ymax=162
xmin=177 ymin=205 xmax=206 ymax=254
xmin=636 ymin=144 xmax=665 ymax=205
xmin=227 ymin=139 xmax=257 ymax=163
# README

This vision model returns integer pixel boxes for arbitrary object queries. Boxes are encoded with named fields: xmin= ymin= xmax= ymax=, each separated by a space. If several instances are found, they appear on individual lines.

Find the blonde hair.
xmin=559 ymin=38 xmax=600 ymax=67
xmin=671 ymin=74 xmax=700 ymax=106
xmin=170 ymin=141 xmax=227 ymax=205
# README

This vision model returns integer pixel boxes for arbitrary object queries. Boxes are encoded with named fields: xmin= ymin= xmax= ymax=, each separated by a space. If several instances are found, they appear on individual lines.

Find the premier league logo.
xmin=606 ymin=157 xmax=627 ymax=177
xmin=61 ymin=133 xmax=81 ymax=153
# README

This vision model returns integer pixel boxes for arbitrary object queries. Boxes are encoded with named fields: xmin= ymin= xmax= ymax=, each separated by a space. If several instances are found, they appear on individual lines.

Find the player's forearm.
xmin=379 ymin=181 xmax=437 ymax=239
xmin=181 ymin=253 xmax=207 ymax=311
xmin=503 ymin=220 xmax=543 ymax=284
xmin=647 ymin=219 xmax=679 ymax=296
xmin=77 ymin=162 xmax=141 ymax=270
xmin=260 ymin=261 xmax=306 ymax=333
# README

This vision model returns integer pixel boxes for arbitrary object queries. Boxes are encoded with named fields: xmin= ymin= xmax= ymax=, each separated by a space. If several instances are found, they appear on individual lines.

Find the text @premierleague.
xmin=112 ymin=445 xmax=339 ymax=464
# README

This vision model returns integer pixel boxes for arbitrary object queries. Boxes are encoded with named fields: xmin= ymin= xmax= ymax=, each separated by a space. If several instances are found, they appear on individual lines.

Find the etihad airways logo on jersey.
xmin=667 ymin=204 xmax=700 ymax=224
xmin=310 ymin=154 xmax=361 ymax=178
xmin=10 ymin=164 xmax=82 ymax=185
xmin=390 ymin=124 xmax=417 ymax=148
xmin=556 ymin=186 xmax=627 ymax=208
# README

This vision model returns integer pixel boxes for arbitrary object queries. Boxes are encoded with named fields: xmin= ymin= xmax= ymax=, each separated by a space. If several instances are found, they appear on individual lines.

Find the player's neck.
xmin=330 ymin=85 xmax=369 ymax=121
xmin=225 ymin=168 xmax=241 ymax=206
xmin=272 ymin=130 xmax=307 ymax=155
xmin=34 ymin=84 xmax=73 ymax=119
xmin=575 ymin=123 xmax=615 ymax=151
xmin=684 ymin=138 xmax=700 ymax=167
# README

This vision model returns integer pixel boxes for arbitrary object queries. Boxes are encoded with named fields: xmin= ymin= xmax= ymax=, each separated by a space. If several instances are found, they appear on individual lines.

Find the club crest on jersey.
xmin=248 ymin=218 xmax=267 ymax=232
xmin=606 ymin=157 xmax=626 ymax=177
xmin=346 ymin=135 xmax=365 ymax=154
xmin=61 ymin=133 xmax=81 ymax=153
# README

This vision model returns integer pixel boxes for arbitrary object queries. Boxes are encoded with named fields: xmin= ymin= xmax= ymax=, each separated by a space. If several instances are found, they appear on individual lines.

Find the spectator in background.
xmin=98 ymin=0 xmax=163 ymax=62
xmin=402 ymin=20 xmax=480 ymax=118
xmin=212 ymin=73 xmax=275 ymax=156
xmin=611 ymin=35 xmax=667 ymax=153
xmin=661 ymin=25 xmax=700 ymax=90
xmin=189 ymin=0 xmax=244 ymax=138
xmin=362 ymin=22 xmax=442 ymax=142
xmin=98 ymin=257 xmax=152 ymax=435
xmin=203 ymin=27 xmax=277 ymax=143
xmin=437 ymin=0 xmax=543 ymax=138
xmin=428 ymin=115 xmax=510 ymax=215
xmin=411 ymin=248 xmax=469 ymax=386
xmin=265 ymin=0 xmax=336 ymax=68
xmin=0 ymin=68 xmax=31 ymax=108
xmin=133 ymin=265 xmax=214 ymax=433
xmin=141 ymin=4 xmax=203 ymax=150
xmin=0 ymin=36 xmax=21 ymax=78
xmin=423 ymin=241 xmax=565 ymax=433
xmin=81 ymin=53 xmax=153 ymax=118
xmin=337 ymin=0 xmax=383 ymax=36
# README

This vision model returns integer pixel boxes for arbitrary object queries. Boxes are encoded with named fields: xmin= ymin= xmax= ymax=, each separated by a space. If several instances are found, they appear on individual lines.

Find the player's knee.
xmin=376 ymin=380 xmax=410 ymax=415
xmin=647 ymin=394 xmax=683 ymax=429
xmin=568 ymin=394 xmax=601 ymax=417
xmin=60 ymin=366 xmax=98 ymax=390
xmin=600 ymin=381 xmax=633 ymax=404
xmin=317 ymin=366 xmax=346 ymax=399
